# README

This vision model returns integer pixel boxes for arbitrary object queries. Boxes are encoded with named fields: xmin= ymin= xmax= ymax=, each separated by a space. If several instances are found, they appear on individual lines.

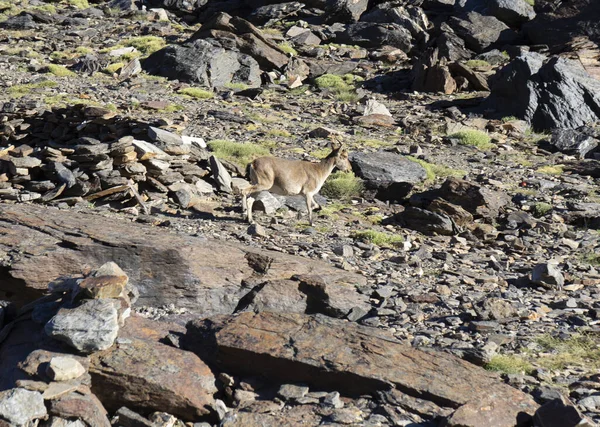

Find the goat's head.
xmin=330 ymin=140 xmax=351 ymax=172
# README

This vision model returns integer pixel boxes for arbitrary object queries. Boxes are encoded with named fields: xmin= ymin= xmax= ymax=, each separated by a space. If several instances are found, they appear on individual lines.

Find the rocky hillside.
xmin=0 ymin=0 xmax=600 ymax=425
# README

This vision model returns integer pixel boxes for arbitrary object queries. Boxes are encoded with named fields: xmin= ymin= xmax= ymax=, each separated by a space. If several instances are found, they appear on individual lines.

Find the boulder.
xmin=185 ymin=312 xmax=538 ymax=425
xmin=44 ymin=299 xmax=120 ymax=353
xmin=534 ymin=395 xmax=595 ymax=427
xmin=0 ymin=204 xmax=366 ymax=317
xmin=448 ymin=12 xmax=517 ymax=53
xmin=545 ymin=128 xmax=599 ymax=158
xmin=48 ymin=391 xmax=111 ymax=427
xmin=336 ymin=22 xmax=414 ymax=53
xmin=325 ymin=0 xmax=369 ymax=23
xmin=350 ymin=152 xmax=427 ymax=201
xmin=361 ymin=4 xmax=430 ymax=47
xmin=0 ymin=388 xmax=46 ymax=425
xmin=395 ymin=206 xmax=455 ymax=235
xmin=531 ymin=262 xmax=565 ymax=290
xmin=89 ymin=316 xmax=217 ymax=421
xmin=488 ymin=0 xmax=536 ymax=27
xmin=485 ymin=52 xmax=600 ymax=131
xmin=46 ymin=357 xmax=86 ymax=382
xmin=248 ymin=2 xmax=305 ymax=25
xmin=142 ymin=39 xmax=261 ymax=88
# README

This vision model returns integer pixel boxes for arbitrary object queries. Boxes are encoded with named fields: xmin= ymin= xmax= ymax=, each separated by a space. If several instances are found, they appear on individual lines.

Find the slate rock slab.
xmin=45 ymin=299 xmax=120 ymax=353
xmin=448 ymin=11 xmax=517 ymax=53
xmin=185 ymin=312 xmax=538 ymax=425
xmin=488 ymin=0 xmax=536 ymax=27
xmin=0 ymin=204 xmax=365 ymax=317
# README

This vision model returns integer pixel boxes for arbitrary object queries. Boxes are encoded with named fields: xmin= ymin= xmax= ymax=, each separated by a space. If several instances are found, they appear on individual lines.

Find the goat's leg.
xmin=306 ymin=193 xmax=314 ymax=226
xmin=242 ymin=192 xmax=248 ymax=213
xmin=246 ymin=193 xmax=256 ymax=223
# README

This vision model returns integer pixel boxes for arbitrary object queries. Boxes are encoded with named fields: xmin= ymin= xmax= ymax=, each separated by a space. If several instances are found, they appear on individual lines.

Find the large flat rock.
xmin=186 ymin=312 xmax=538 ymax=427
xmin=0 ymin=204 xmax=367 ymax=318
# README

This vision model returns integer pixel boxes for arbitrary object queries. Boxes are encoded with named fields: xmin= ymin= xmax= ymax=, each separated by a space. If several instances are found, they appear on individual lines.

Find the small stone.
xmin=322 ymin=391 xmax=344 ymax=409
xmin=278 ymin=384 xmax=309 ymax=401
xmin=532 ymin=262 xmax=565 ymax=289
xmin=114 ymin=407 xmax=156 ymax=427
xmin=333 ymin=245 xmax=354 ymax=257
xmin=248 ymin=223 xmax=267 ymax=237
xmin=46 ymin=357 xmax=86 ymax=382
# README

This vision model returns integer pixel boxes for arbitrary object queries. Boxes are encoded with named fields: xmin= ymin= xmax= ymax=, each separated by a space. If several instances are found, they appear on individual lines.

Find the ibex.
xmin=242 ymin=142 xmax=352 ymax=225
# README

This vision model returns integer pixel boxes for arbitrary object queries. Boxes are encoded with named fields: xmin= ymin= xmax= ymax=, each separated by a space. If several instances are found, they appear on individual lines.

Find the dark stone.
xmin=448 ymin=12 xmax=518 ymax=53
xmin=545 ymin=128 xmax=599 ymax=158
xmin=395 ymin=206 xmax=455 ymax=235
xmin=350 ymin=152 xmax=427 ymax=201
xmin=142 ymin=39 xmax=261 ymax=88
xmin=485 ymin=52 xmax=600 ymax=131
xmin=336 ymin=22 xmax=413 ymax=53
xmin=326 ymin=0 xmax=369 ymax=22
xmin=0 ymin=13 xmax=36 ymax=30
xmin=488 ymin=0 xmax=536 ymax=27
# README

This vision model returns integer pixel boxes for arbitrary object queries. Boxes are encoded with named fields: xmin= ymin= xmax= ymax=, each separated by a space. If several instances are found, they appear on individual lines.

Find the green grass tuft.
xmin=225 ymin=82 xmax=250 ymax=91
xmin=45 ymin=64 xmax=76 ymax=77
xmin=314 ymin=74 xmax=360 ymax=103
xmin=532 ymin=202 xmax=552 ymax=217
xmin=406 ymin=156 xmax=465 ymax=183
xmin=485 ymin=355 xmax=533 ymax=375
xmin=67 ymin=0 xmax=89 ymax=8
xmin=535 ymin=334 xmax=600 ymax=371
xmin=523 ymin=0 xmax=534 ymax=6
xmin=8 ymin=81 xmax=58 ymax=97
xmin=103 ymin=62 xmax=124 ymax=74
xmin=536 ymin=165 xmax=564 ymax=175
xmin=465 ymin=59 xmax=491 ymax=68
xmin=449 ymin=129 xmax=494 ymax=150
xmin=124 ymin=36 xmax=166 ymax=56
xmin=321 ymin=171 xmax=363 ymax=200
xmin=581 ymin=252 xmax=600 ymax=266
xmin=207 ymin=140 xmax=270 ymax=166
xmin=178 ymin=87 xmax=213 ymax=99
xmin=277 ymin=41 xmax=297 ymax=56
xmin=352 ymin=230 xmax=404 ymax=247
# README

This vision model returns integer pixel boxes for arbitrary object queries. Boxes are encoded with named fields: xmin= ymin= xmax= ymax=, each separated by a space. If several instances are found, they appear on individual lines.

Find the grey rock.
xmin=143 ymin=39 xmax=261 ymax=88
xmin=351 ymin=152 xmax=427 ymax=201
xmin=485 ymin=52 xmax=600 ymax=131
xmin=45 ymin=299 xmax=120 ymax=353
xmin=448 ymin=11 xmax=517 ymax=53
xmin=148 ymin=126 xmax=183 ymax=146
xmin=336 ymin=22 xmax=414 ymax=53
xmin=247 ymin=223 xmax=267 ymax=237
xmin=395 ymin=206 xmax=454 ymax=235
xmin=47 ymin=162 xmax=77 ymax=188
xmin=579 ymin=395 xmax=600 ymax=411
xmin=437 ymin=26 xmax=473 ymax=61
xmin=488 ymin=0 xmax=535 ymax=27
xmin=209 ymin=155 xmax=233 ymax=193
xmin=0 ymin=13 xmax=36 ymax=30
xmin=548 ymin=128 xmax=599 ymax=158
xmin=531 ymin=263 xmax=564 ymax=290
xmin=278 ymin=384 xmax=309 ymax=400
xmin=323 ymin=391 xmax=344 ymax=409
xmin=326 ymin=0 xmax=368 ymax=22
xmin=248 ymin=2 xmax=305 ymax=26
xmin=0 ymin=388 xmax=46 ymax=425
xmin=333 ymin=245 xmax=354 ymax=257
xmin=253 ymin=191 xmax=282 ymax=214
xmin=361 ymin=4 xmax=430 ymax=47
xmin=474 ymin=297 xmax=518 ymax=321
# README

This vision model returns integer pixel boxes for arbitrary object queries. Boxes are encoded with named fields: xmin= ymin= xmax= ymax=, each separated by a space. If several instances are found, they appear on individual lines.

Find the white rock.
xmin=46 ymin=356 xmax=86 ymax=381
xmin=0 ymin=388 xmax=47 ymax=425
xmin=182 ymin=135 xmax=207 ymax=148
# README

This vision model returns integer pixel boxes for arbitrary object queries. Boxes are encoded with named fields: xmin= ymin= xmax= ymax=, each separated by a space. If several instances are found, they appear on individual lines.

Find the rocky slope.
xmin=0 ymin=0 xmax=600 ymax=425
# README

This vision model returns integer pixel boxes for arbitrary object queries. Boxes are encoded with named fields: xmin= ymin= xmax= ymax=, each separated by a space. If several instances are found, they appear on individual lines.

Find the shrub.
xmin=448 ymin=129 xmax=494 ymax=150
xmin=352 ymin=230 xmax=403 ymax=247
xmin=321 ymin=171 xmax=363 ymax=200
xmin=535 ymin=334 xmax=600 ymax=371
xmin=207 ymin=140 xmax=270 ymax=166
xmin=103 ymin=62 xmax=124 ymax=74
xmin=178 ymin=87 xmax=213 ymax=99
xmin=8 ymin=81 xmax=58 ymax=97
